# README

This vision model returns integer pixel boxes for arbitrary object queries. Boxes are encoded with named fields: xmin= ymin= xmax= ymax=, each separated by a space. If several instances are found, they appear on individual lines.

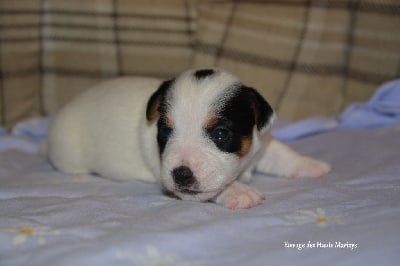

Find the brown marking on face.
xmin=165 ymin=113 xmax=174 ymax=128
xmin=237 ymin=135 xmax=252 ymax=158
xmin=204 ymin=113 xmax=219 ymax=130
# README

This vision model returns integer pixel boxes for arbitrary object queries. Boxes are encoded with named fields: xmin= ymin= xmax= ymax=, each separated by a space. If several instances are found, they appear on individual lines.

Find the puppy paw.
xmin=215 ymin=181 xmax=265 ymax=209
xmin=292 ymin=157 xmax=332 ymax=178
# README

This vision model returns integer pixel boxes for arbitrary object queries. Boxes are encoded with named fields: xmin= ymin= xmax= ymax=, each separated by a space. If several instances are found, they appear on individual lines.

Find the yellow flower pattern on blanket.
xmin=286 ymin=208 xmax=346 ymax=227
xmin=116 ymin=245 xmax=206 ymax=266
xmin=1 ymin=226 xmax=59 ymax=245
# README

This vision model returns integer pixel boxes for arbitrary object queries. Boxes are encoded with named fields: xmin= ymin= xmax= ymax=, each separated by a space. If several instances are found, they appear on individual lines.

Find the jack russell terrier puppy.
xmin=46 ymin=69 xmax=331 ymax=209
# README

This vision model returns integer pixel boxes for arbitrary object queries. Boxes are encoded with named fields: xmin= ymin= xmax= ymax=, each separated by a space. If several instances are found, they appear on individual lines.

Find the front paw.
xmin=215 ymin=182 xmax=265 ymax=209
xmin=292 ymin=157 xmax=332 ymax=178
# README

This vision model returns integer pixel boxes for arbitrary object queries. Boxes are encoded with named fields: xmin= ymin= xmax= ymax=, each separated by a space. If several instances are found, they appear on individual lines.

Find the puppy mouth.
xmin=177 ymin=187 xmax=201 ymax=195
xmin=162 ymin=186 xmax=222 ymax=201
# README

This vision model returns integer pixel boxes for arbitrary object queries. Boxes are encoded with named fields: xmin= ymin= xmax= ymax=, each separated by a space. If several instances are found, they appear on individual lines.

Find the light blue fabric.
xmin=1 ymin=123 xmax=400 ymax=266
xmin=339 ymin=79 xmax=400 ymax=129
xmin=273 ymin=79 xmax=400 ymax=141
xmin=0 ymin=135 xmax=40 ymax=153
xmin=0 ymin=117 xmax=51 ymax=153
xmin=11 ymin=116 xmax=52 ymax=141
xmin=0 ymin=127 xmax=6 ymax=136
xmin=1 ymin=86 xmax=400 ymax=265
xmin=272 ymin=116 xmax=338 ymax=142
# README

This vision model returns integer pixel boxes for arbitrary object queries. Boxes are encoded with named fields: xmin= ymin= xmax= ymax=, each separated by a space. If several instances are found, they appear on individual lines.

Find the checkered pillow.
xmin=1 ymin=0 xmax=399 ymax=128
xmin=0 ymin=0 xmax=195 ymax=128
xmin=192 ymin=0 xmax=400 ymax=120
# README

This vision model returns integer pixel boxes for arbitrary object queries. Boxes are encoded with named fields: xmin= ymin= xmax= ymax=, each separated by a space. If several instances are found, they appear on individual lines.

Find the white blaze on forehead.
xmin=168 ymin=69 xmax=240 ymax=136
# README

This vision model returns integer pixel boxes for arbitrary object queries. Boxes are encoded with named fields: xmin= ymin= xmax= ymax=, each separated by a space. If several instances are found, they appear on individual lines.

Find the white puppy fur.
xmin=47 ymin=69 xmax=331 ymax=209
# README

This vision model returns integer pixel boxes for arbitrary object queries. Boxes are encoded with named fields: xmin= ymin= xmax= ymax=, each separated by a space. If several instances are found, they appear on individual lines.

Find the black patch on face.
xmin=157 ymin=118 xmax=173 ymax=155
xmin=207 ymin=88 xmax=254 ymax=153
xmin=207 ymin=84 xmax=274 ymax=154
xmin=194 ymin=69 xmax=215 ymax=80
xmin=156 ymin=91 xmax=174 ymax=155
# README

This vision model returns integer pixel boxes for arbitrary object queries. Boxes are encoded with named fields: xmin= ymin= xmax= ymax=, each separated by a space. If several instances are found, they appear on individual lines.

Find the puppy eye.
xmin=211 ymin=128 xmax=230 ymax=142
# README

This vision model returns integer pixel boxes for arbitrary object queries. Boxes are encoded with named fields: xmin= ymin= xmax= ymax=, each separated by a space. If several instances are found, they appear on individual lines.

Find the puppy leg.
xmin=215 ymin=181 xmax=265 ymax=209
xmin=256 ymin=138 xmax=331 ymax=178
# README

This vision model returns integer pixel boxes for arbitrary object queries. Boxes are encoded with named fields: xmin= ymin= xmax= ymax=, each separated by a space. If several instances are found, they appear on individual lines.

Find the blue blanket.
xmin=339 ymin=79 xmax=400 ymax=128
xmin=1 ymin=81 xmax=400 ymax=266
xmin=1 ymin=114 xmax=400 ymax=266
xmin=273 ymin=79 xmax=400 ymax=141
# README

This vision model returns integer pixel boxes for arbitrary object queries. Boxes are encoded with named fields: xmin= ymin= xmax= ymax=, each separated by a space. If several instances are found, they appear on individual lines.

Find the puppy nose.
xmin=172 ymin=166 xmax=195 ymax=187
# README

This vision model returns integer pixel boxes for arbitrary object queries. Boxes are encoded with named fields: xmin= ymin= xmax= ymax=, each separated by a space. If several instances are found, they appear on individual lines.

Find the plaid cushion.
xmin=0 ymin=0 xmax=42 ymax=128
xmin=0 ymin=0 xmax=195 ymax=128
xmin=193 ymin=0 xmax=400 ymax=120
xmin=0 ymin=0 xmax=399 ymax=128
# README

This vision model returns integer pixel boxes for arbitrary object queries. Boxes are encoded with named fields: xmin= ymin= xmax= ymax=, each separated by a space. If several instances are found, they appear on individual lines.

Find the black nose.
xmin=172 ymin=166 xmax=195 ymax=188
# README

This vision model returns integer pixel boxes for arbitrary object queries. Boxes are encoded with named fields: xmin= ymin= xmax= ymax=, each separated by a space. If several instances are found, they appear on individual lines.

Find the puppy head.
xmin=146 ymin=69 xmax=274 ymax=201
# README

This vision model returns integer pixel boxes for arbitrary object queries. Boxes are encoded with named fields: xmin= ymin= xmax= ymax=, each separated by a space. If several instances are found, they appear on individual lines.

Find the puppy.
xmin=47 ymin=69 xmax=331 ymax=209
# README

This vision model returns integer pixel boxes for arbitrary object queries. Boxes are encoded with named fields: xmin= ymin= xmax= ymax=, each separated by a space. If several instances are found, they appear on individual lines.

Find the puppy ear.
xmin=244 ymin=86 xmax=275 ymax=131
xmin=146 ymin=79 xmax=174 ymax=122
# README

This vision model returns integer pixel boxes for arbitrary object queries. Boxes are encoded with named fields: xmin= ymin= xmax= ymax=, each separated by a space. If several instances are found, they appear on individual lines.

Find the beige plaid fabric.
xmin=0 ymin=0 xmax=195 ymax=128
xmin=193 ymin=0 xmax=400 ymax=120
xmin=1 ymin=0 xmax=399 ymax=128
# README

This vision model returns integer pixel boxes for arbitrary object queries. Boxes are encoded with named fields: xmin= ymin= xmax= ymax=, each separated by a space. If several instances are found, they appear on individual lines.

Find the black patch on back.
xmin=194 ymin=69 xmax=215 ymax=80
xmin=207 ymin=84 xmax=274 ymax=154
